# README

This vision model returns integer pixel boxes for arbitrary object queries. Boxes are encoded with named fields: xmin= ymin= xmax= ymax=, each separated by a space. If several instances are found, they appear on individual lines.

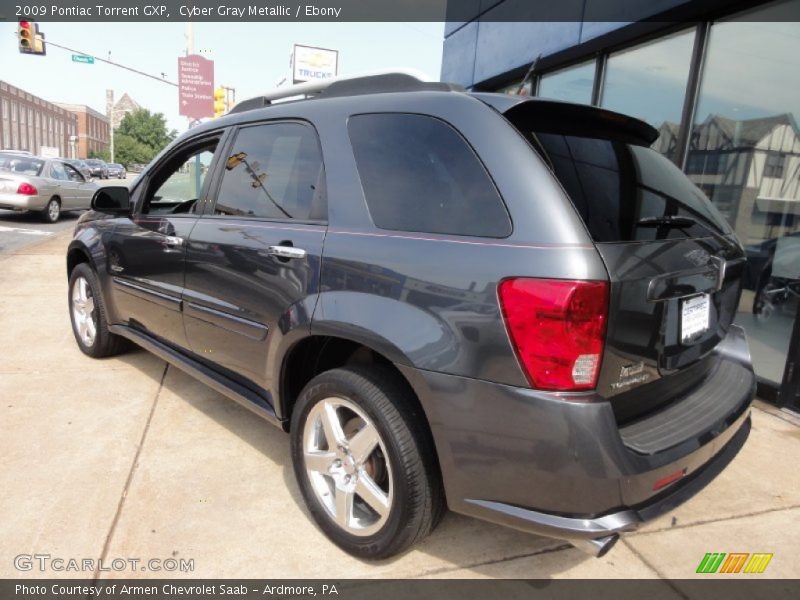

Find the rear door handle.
xmin=267 ymin=245 xmax=306 ymax=259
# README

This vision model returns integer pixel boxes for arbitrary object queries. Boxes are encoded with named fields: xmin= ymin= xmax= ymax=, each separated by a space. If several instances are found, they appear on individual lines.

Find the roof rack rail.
xmin=229 ymin=69 xmax=463 ymax=115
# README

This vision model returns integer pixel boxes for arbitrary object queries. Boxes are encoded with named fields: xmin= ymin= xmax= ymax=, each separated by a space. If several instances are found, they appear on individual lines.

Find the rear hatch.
xmin=494 ymin=98 xmax=746 ymax=423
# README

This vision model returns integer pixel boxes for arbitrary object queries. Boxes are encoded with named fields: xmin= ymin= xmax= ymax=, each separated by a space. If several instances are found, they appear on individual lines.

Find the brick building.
xmin=0 ymin=80 xmax=78 ymax=157
xmin=55 ymin=103 xmax=110 ymax=159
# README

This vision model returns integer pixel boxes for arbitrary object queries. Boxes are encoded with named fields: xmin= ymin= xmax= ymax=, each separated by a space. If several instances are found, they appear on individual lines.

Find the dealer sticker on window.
xmin=681 ymin=294 xmax=710 ymax=342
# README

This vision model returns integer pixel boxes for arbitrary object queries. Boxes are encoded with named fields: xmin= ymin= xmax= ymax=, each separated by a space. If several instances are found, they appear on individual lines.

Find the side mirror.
xmin=91 ymin=186 xmax=131 ymax=214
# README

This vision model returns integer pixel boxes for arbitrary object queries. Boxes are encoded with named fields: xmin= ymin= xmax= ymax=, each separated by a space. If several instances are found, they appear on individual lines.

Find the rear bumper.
xmin=399 ymin=325 xmax=755 ymax=542
xmin=0 ymin=193 xmax=47 ymax=211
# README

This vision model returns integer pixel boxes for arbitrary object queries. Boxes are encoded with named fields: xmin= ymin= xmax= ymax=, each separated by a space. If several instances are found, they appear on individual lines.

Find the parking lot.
xmin=0 ymin=229 xmax=798 ymax=582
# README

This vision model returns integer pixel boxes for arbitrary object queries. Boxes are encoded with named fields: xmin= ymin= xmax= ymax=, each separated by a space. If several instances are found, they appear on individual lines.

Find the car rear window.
xmin=348 ymin=113 xmax=511 ymax=238
xmin=0 ymin=153 xmax=44 ymax=176
xmin=525 ymin=131 xmax=732 ymax=243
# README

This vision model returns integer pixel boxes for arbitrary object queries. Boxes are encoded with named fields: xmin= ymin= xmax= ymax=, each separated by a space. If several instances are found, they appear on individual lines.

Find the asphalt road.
xmin=0 ymin=175 xmax=135 ymax=255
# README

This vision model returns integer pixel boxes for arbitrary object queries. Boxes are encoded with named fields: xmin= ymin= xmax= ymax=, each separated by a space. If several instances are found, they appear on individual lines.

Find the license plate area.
xmin=681 ymin=294 xmax=710 ymax=343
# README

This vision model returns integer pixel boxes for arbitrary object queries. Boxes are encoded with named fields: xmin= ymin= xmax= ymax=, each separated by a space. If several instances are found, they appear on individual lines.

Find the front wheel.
xmin=68 ymin=263 xmax=128 ymax=358
xmin=290 ymin=366 xmax=443 ymax=560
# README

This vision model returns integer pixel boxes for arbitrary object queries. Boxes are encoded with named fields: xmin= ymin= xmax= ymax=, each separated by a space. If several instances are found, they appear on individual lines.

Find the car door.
xmin=48 ymin=161 xmax=77 ymax=207
xmin=62 ymin=162 xmax=95 ymax=209
xmin=107 ymin=132 xmax=224 ymax=348
xmin=183 ymin=121 xmax=327 ymax=400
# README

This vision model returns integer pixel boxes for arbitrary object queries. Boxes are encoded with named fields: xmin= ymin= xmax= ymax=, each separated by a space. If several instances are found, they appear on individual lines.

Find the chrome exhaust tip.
xmin=571 ymin=534 xmax=619 ymax=558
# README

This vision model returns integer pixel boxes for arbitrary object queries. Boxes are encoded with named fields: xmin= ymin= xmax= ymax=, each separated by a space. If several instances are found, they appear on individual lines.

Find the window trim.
xmin=346 ymin=111 xmax=513 ymax=239
xmin=202 ymin=118 xmax=328 ymax=226
xmin=62 ymin=161 xmax=85 ymax=182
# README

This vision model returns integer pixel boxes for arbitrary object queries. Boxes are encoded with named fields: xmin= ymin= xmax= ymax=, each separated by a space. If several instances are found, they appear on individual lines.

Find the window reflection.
xmin=689 ymin=0 xmax=800 ymax=384
xmin=538 ymin=61 xmax=595 ymax=105
xmin=215 ymin=123 xmax=325 ymax=221
xmin=601 ymin=29 xmax=695 ymax=162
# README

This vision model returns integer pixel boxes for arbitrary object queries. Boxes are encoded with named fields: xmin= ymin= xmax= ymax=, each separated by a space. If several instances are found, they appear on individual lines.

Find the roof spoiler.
xmin=473 ymin=93 xmax=659 ymax=146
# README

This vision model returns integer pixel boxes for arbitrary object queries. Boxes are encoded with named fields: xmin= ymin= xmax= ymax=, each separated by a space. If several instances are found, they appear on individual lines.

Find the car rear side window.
xmin=348 ymin=113 xmax=511 ymax=238
xmin=0 ymin=153 xmax=44 ymax=176
xmin=214 ymin=122 xmax=326 ymax=222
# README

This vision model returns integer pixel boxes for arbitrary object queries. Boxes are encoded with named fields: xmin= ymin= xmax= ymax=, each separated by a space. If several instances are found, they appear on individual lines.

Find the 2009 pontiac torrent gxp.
xmin=66 ymin=73 xmax=755 ymax=559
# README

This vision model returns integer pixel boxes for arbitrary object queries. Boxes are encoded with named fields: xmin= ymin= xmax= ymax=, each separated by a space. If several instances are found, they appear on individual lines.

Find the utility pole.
xmin=107 ymin=89 xmax=114 ymax=163
xmin=185 ymin=22 xmax=202 ymax=193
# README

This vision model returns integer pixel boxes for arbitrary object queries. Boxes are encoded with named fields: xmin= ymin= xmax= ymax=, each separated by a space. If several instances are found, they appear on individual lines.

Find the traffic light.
xmin=18 ymin=21 xmax=46 ymax=56
xmin=213 ymin=87 xmax=226 ymax=118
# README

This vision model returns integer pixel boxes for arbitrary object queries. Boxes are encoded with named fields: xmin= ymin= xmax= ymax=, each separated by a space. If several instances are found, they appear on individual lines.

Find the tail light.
xmin=498 ymin=278 xmax=609 ymax=391
xmin=17 ymin=182 xmax=38 ymax=195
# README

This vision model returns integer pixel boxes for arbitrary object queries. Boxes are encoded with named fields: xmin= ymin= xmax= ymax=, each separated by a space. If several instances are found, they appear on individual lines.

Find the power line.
xmin=14 ymin=33 xmax=178 ymax=87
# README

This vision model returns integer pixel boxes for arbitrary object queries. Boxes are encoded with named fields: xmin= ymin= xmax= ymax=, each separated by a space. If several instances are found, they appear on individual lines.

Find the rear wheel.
xmin=290 ymin=366 xmax=443 ymax=560
xmin=40 ymin=197 xmax=60 ymax=223
xmin=68 ymin=263 xmax=128 ymax=358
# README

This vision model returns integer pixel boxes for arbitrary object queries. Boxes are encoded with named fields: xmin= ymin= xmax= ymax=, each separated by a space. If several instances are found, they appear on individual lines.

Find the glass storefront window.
xmin=689 ymin=0 xmax=800 ymax=385
xmin=538 ymin=60 xmax=595 ymax=104
xmin=496 ymin=80 xmax=533 ymax=96
xmin=601 ymin=29 xmax=695 ymax=162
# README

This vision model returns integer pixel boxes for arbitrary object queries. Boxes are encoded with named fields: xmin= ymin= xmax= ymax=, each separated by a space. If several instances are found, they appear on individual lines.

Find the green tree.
xmin=113 ymin=134 xmax=153 ymax=169
xmin=88 ymin=148 xmax=110 ymax=162
xmin=114 ymin=109 xmax=177 ymax=165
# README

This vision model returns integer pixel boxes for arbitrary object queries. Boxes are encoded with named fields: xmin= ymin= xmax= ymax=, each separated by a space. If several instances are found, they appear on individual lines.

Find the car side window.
xmin=142 ymin=142 xmax=218 ymax=215
xmin=49 ymin=162 xmax=68 ymax=181
xmin=213 ymin=122 xmax=326 ymax=221
xmin=63 ymin=163 xmax=84 ymax=182
xmin=347 ymin=113 xmax=511 ymax=238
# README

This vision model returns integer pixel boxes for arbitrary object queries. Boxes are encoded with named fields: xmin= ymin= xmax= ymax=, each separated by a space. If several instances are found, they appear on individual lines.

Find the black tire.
xmin=290 ymin=365 xmax=443 ymax=560
xmin=68 ymin=263 xmax=128 ymax=358
xmin=40 ymin=197 xmax=60 ymax=223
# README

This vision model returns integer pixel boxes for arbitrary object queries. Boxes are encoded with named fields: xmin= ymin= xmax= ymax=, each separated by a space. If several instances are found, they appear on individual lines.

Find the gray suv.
xmin=66 ymin=73 xmax=755 ymax=560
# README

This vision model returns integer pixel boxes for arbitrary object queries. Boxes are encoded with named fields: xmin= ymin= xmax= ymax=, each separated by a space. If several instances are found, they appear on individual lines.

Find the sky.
xmin=0 ymin=21 xmax=444 ymax=133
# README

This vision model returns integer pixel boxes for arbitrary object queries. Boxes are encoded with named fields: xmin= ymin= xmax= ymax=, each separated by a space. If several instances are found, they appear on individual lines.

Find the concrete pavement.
xmin=1 ymin=230 xmax=798 ymax=581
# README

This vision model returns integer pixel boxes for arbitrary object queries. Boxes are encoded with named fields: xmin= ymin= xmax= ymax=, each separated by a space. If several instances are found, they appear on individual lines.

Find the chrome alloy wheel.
xmin=71 ymin=276 xmax=97 ymax=347
xmin=47 ymin=199 xmax=60 ymax=221
xmin=303 ymin=397 xmax=393 ymax=536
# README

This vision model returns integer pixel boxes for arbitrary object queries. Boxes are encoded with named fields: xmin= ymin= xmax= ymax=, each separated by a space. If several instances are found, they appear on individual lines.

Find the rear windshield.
xmin=527 ymin=132 xmax=732 ymax=243
xmin=0 ymin=153 xmax=44 ymax=177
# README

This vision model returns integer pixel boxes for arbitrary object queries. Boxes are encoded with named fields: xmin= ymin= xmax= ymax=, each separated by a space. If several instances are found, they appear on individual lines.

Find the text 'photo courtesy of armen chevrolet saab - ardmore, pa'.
xmin=1 ymin=0 xmax=799 ymax=598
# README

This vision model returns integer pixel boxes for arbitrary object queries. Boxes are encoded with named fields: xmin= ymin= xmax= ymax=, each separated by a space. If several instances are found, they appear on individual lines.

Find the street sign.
xmin=178 ymin=54 xmax=214 ymax=120
xmin=72 ymin=54 xmax=94 ymax=64
xmin=292 ymin=44 xmax=338 ymax=84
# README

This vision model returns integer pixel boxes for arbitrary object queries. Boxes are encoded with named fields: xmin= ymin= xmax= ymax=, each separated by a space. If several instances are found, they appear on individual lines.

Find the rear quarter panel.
xmin=297 ymin=92 xmax=607 ymax=385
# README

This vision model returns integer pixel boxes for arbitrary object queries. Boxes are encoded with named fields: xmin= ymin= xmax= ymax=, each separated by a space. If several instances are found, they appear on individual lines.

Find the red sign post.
xmin=178 ymin=54 xmax=214 ymax=119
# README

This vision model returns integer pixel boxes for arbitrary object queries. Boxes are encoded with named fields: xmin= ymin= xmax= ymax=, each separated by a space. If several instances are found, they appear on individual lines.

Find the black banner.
xmin=2 ymin=580 xmax=800 ymax=600
xmin=1 ymin=0 xmax=798 ymax=23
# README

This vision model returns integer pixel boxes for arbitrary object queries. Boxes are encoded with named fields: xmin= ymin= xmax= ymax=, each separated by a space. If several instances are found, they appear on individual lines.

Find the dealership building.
xmin=442 ymin=0 xmax=799 ymax=407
